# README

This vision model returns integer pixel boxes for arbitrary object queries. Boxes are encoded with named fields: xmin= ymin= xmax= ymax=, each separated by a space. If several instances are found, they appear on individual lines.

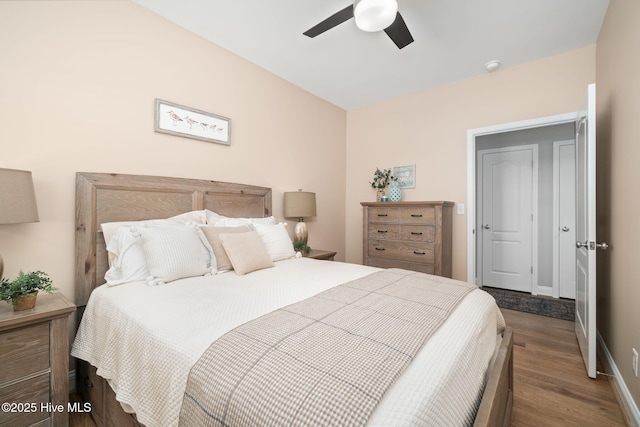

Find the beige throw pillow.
xmin=219 ymin=231 xmax=274 ymax=275
xmin=200 ymin=225 xmax=251 ymax=272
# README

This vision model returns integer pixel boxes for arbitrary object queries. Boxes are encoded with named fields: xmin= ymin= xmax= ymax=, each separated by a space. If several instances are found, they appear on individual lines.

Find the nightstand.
xmin=0 ymin=292 xmax=76 ymax=427
xmin=304 ymin=249 xmax=337 ymax=261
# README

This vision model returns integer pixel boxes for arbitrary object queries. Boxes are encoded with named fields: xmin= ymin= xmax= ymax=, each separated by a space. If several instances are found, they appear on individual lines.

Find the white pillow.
xmin=101 ymin=210 xmax=207 ymax=250
xmin=104 ymin=224 xmax=216 ymax=286
xmin=169 ymin=210 xmax=207 ymax=225
xmin=136 ymin=225 xmax=215 ymax=285
xmin=214 ymin=216 xmax=276 ymax=227
xmin=104 ymin=226 xmax=148 ymax=286
xmin=205 ymin=209 xmax=226 ymax=225
xmin=102 ymin=221 xmax=146 ymax=250
xmin=253 ymin=222 xmax=295 ymax=261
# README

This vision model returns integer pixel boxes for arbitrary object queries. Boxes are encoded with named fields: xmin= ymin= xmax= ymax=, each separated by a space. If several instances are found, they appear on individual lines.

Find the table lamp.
xmin=283 ymin=190 xmax=316 ymax=244
xmin=0 ymin=168 xmax=40 ymax=279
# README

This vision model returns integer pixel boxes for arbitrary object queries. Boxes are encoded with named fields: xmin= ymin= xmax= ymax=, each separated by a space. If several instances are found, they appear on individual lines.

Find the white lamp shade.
xmin=283 ymin=191 xmax=316 ymax=218
xmin=0 ymin=168 xmax=39 ymax=224
xmin=354 ymin=0 xmax=399 ymax=32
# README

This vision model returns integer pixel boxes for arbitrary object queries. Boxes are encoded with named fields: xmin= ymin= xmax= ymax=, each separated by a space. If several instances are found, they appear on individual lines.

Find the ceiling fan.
xmin=303 ymin=0 xmax=414 ymax=49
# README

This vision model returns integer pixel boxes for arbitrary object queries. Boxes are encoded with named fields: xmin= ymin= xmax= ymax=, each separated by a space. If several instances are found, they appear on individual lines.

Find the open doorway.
xmin=467 ymin=113 xmax=577 ymax=298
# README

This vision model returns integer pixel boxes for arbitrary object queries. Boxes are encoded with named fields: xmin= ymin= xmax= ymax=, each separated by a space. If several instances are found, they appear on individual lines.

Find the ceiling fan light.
xmin=354 ymin=0 xmax=399 ymax=32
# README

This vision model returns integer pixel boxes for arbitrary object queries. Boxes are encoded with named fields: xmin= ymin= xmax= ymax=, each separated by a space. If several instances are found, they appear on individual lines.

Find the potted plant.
xmin=293 ymin=240 xmax=311 ymax=255
xmin=0 ymin=270 xmax=56 ymax=311
xmin=370 ymin=168 xmax=396 ymax=201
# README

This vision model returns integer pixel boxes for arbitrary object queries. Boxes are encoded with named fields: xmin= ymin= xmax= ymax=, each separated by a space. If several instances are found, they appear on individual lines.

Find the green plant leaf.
xmin=0 ymin=271 xmax=56 ymax=305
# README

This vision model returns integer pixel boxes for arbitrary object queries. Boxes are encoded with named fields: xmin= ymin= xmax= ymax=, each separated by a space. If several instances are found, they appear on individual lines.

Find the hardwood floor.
xmin=503 ymin=308 xmax=628 ymax=427
xmin=69 ymin=309 xmax=628 ymax=427
xmin=69 ymin=392 xmax=96 ymax=427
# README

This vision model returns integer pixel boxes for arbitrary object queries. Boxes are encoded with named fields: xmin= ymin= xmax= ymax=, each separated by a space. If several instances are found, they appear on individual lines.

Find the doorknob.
xmin=483 ymin=224 xmax=491 ymax=229
xmin=562 ymin=226 xmax=570 ymax=232
xmin=576 ymin=241 xmax=610 ymax=250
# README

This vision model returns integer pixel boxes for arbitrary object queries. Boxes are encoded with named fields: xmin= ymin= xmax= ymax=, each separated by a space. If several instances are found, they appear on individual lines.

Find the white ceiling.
xmin=131 ymin=0 xmax=609 ymax=110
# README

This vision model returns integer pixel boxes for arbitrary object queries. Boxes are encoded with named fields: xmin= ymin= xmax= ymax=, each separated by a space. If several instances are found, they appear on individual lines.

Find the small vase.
xmin=389 ymin=181 xmax=402 ymax=202
xmin=376 ymin=188 xmax=385 ymax=202
xmin=13 ymin=291 xmax=38 ymax=311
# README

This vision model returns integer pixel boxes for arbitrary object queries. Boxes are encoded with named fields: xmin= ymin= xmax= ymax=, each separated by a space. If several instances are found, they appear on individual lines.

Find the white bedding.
xmin=72 ymin=258 xmax=504 ymax=427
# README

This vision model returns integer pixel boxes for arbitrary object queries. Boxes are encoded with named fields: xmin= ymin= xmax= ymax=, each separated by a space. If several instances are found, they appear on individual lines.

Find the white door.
xmin=575 ymin=83 xmax=605 ymax=379
xmin=478 ymin=146 xmax=536 ymax=292
xmin=554 ymin=140 xmax=576 ymax=299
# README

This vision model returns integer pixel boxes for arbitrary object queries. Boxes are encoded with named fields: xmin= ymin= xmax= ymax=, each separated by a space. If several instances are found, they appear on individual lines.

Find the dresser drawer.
xmin=370 ymin=225 xmax=435 ymax=242
xmin=0 ymin=323 xmax=49 ymax=385
xmin=399 ymin=207 xmax=435 ymax=224
xmin=0 ymin=371 xmax=50 ymax=427
xmin=366 ymin=258 xmax=436 ymax=274
xmin=399 ymin=225 xmax=435 ymax=242
xmin=368 ymin=207 xmax=398 ymax=223
xmin=367 ymin=224 xmax=399 ymax=240
xmin=368 ymin=240 xmax=435 ymax=264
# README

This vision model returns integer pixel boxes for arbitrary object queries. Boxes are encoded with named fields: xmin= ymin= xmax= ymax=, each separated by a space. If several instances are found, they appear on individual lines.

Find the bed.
xmin=72 ymin=172 xmax=513 ymax=427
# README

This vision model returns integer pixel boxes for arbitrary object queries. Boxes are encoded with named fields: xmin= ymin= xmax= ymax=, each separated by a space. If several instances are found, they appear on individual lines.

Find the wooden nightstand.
xmin=0 ymin=292 xmax=76 ymax=427
xmin=304 ymin=249 xmax=337 ymax=261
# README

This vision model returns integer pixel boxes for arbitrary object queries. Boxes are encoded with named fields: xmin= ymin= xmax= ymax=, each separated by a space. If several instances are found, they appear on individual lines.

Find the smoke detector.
xmin=485 ymin=60 xmax=501 ymax=72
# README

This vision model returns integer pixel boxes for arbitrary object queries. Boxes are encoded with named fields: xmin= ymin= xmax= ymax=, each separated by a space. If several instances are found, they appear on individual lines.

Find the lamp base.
xmin=294 ymin=219 xmax=308 ymax=244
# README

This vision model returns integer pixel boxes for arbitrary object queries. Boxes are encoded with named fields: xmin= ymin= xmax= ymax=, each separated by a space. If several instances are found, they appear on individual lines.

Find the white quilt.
xmin=72 ymin=258 xmax=504 ymax=427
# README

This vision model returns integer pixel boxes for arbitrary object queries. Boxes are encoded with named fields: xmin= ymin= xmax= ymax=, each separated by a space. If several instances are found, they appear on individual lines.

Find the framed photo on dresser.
xmin=392 ymin=164 xmax=415 ymax=188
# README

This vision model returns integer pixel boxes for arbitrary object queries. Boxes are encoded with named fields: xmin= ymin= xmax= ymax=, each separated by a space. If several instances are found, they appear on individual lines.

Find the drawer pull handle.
xmin=84 ymin=377 xmax=94 ymax=388
xmin=377 ymin=214 xmax=388 ymax=217
xmin=413 ymin=251 xmax=426 ymax=255
xmin=411 ymin=214 xmax=423 ymax=218
xmin=375 ymin=247 xmax=386 ymax=251
xmin=377 ymin=230 xmax=388 ymax=233
xmin=411 ymin=232 xmax=423 ymax=235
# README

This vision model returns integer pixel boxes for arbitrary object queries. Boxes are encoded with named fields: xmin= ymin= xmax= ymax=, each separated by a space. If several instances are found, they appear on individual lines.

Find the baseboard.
xmin=597 ymin=331 xmax=640 ymax=427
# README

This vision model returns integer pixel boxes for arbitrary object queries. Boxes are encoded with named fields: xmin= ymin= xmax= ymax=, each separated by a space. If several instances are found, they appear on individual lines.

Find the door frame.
xmin=466 ymin=112 xmax=577 ymax=286
xmin=476 ymin=145 xmax=539 ymax=293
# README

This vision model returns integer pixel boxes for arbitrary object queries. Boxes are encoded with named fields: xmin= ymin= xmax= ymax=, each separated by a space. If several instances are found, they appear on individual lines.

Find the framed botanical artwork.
xmin=154 ymin=99 xmax=231 ymax=145
xmin=392 ymin=164 xmax=416 ymax=188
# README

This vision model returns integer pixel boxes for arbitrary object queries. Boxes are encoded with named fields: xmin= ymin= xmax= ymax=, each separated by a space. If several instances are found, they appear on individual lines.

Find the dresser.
xmin=0 ymin=292 xmax=76 ymax=427
xmin=361 ymin=201 xmax=454 ymax=277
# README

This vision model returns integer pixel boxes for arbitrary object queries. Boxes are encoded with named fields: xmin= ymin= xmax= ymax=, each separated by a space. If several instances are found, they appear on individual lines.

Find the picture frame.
xmin=392 ymin=164 xmax=416 ymax=188
xmin=154 ymin=99 xmax=231 ymax=145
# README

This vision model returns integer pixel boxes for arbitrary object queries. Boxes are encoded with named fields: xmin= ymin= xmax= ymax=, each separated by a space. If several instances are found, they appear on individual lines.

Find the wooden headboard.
xmin=75 ymin=172 xmax=272 ymax=307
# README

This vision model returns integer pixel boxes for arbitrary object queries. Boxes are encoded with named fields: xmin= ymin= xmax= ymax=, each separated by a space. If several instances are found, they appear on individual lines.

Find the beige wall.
xmin=0 ymin=1 xmax=347 ymax=308
xmin=345 ymin=46 xmax=596 ymax=279
xmin=596 ymin=0 xmax=640 ymax=410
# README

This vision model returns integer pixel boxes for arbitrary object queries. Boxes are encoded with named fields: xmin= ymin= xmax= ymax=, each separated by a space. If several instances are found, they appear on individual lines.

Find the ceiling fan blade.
xmin=303 ymin=5 xmax=354 ymax=38
xmin=384 ymin=12 xmax=414 ymax=49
